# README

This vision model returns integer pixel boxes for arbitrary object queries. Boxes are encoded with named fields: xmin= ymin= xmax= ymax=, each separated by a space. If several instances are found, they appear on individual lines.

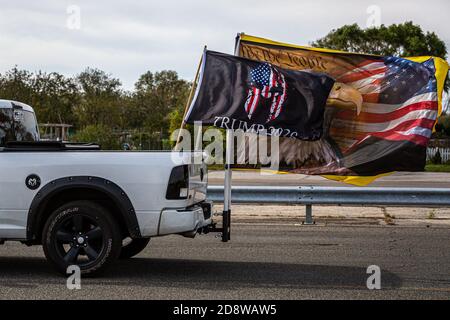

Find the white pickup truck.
xmin=0 ymin=99 xmax=214 ymax=275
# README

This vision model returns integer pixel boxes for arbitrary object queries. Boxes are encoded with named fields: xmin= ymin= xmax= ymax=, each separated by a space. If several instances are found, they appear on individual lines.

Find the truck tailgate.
xmin=188 ymin=162 xmax=208 ymax=204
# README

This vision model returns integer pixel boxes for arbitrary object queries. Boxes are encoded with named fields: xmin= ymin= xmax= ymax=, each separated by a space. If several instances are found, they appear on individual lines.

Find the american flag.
xmin=331 ymin=56 xmax=438 ymax=150
xmin=244 ymin=63 xmax=287 ymax=122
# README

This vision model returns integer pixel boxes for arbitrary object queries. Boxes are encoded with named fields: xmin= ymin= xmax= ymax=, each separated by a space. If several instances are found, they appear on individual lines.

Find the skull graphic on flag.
xmin=244 ymin=63 xmax=287 ymax=123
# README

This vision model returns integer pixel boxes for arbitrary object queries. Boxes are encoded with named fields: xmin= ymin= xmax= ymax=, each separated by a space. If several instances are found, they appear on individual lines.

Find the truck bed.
xmin=2 ymin=141 xmax=101 ymax=151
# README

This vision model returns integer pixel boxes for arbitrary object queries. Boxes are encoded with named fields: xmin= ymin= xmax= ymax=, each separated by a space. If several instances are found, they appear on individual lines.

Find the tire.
xmin=42 ymin=200 xmax=122 ymax=276
xmin=119 ymin=238 xmax=150 ymax=259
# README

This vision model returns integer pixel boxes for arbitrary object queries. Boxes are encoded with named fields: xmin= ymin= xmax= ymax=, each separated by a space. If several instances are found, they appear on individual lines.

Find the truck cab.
xmin=0 ymin=100 xmax=40 ymax=147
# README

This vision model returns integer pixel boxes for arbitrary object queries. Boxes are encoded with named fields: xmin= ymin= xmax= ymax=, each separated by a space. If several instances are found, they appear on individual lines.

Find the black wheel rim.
xmin=54 ymin=214 xmax=105 ymax=267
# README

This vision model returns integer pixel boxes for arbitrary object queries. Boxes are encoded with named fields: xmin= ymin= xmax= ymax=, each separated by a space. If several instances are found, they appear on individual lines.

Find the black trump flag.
xmin=184 ymin=50 xmax=335 ymax=140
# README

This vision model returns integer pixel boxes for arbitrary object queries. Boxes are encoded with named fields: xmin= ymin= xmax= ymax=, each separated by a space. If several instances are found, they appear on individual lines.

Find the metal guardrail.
xmin=207 ymin=186 xmax=450 ymax=224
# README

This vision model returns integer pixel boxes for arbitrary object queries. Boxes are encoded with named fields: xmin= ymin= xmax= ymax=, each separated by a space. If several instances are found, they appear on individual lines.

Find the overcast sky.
xmin=0 ymin=0 xmax=449 ymax=90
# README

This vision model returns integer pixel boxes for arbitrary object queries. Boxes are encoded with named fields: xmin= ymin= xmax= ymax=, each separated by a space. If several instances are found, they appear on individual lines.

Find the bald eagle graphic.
xmin=237 ymin=81 xmax=363 ymax=173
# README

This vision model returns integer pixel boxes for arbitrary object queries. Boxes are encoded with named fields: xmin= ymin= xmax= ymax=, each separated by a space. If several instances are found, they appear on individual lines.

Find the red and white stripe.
xmin=244 ymin=87 xmax=261 ymax=119
xmin=267 ymin=73 xmax=287 ymax=122
xmin=338 ymin=61 xmax=387 ymax=84
xmin=331 ymin=60 xmax=437 ymax=150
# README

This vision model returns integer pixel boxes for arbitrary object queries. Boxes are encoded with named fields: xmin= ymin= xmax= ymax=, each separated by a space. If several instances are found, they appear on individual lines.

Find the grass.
xmin=207 ymin=164 xmax=224 ymax=171
xmin=425 ymin=164 xmax=450 ymax=172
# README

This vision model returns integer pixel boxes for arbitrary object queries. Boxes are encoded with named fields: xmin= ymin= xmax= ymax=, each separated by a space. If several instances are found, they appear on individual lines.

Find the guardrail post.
xmin=302 ymin=204 xmax=315 ymax=225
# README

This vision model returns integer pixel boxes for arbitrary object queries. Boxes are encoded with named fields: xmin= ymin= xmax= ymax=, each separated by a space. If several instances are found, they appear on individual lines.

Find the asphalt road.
xmin=0 ymin=224 xmax=449 ymax=299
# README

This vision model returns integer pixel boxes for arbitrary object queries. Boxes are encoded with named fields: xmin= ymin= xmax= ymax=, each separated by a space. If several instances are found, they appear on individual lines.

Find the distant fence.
xmin=427 ymin=147 xmax=450 ymax=163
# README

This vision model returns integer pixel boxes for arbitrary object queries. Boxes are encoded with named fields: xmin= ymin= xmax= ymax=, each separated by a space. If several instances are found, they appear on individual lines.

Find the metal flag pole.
xmin=221 ymin=33 xmax=244 ymax=242
xmin=221 ymin=33 xmax=245 ymax=242
xmin=222 ymin=129 xmax=233 ymax=242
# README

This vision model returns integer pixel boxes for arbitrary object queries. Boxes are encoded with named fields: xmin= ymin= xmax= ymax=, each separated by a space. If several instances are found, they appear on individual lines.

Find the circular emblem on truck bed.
xmin=26 ymin=174 xmax=41 ymax=190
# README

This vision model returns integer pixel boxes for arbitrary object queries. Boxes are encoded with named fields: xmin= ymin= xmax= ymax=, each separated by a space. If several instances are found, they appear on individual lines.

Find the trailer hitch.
xmin=198 ymin=211 xmax=231 ymax=242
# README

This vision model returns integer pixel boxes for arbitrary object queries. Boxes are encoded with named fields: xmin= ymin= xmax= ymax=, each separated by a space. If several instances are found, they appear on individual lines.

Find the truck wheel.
xmin=42 ymin=200 xmax=122 ymax=276
xmin=119 ymin=238 xmax=150 ymax=259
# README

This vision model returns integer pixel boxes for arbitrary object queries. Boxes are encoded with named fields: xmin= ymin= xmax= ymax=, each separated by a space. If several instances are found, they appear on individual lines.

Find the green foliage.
xmin=311 ymin=22 xmax=447 ymax=58
xmin=127 ymin=131 xmax=165 ymax=150
xmin=130 ymin=70 xmax=191 ymax=134
xmin=0 ymin=67 xmax=79 ymax=124
xmin=168 ymin=108 xmax=194 ymax=148
xmin=0 ymin=67 xmax=33 ymax=102
xmin=71 ymin=124 xmax=120 ymax=150
xmin=312 ymin=22 xmax=449 ymax=91
xmin=75 ymin=68 xmax=123 ymax=128
xmin=168 ymin=108 xmax=183 ymax=136
xmin=0 ymin=67 xmax=191 ymax=150
xmin=425 ymin=164 xmax=450 ymax=172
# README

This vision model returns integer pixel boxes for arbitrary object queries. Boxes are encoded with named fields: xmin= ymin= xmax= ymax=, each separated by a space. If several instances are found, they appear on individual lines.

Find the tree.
xmin=30 ymin=71 xmax=79 ymax=124
xmin=75 ymin=68 xmax=123 ymax=128
xmin=0 ymin=67 xmax=34 ymax=103
xmin=71 ymin=124 xmax=121 ymax=150
xmin=0 ymin=66 xmax=191 ymax=150
xmin=0 ymin=67 xmax=79 ymax=125
xmin=312 ymin=21 xmax=449 ymax=101
xmin=130 ymin=70 xmax=190 ymax=138
xmin=311 ymin=22 xmax=447 ymax=58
